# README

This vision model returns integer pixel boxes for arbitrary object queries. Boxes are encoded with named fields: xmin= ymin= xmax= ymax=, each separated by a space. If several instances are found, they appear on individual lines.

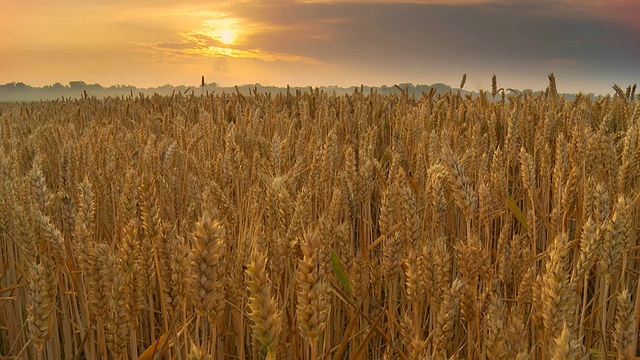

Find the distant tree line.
xmin=0 ymin=81 xmax=595 ymax=103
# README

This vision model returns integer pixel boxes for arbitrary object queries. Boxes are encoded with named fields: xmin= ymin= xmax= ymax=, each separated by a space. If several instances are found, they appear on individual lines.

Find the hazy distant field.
xmin=1 ymin=78 xmax=639 ymax=359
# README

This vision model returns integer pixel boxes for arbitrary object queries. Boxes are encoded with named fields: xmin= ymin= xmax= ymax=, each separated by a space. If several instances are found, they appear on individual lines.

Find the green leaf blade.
xmin=331 ymin=249 xmax=352 ymax=297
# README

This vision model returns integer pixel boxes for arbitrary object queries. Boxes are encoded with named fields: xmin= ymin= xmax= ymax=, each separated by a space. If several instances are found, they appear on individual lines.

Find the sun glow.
xmin=199 ymin=17 xmax=241 ymax=46
xmin=218 ymin=28 xmax=236 ymax=45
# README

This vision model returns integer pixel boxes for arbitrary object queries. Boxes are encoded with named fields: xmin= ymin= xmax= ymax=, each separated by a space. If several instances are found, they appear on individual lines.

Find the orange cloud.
xmin=140 ymin=30 xmax=319 ymax=64
xmin=183 ymin=46 xmax=319 ymax=63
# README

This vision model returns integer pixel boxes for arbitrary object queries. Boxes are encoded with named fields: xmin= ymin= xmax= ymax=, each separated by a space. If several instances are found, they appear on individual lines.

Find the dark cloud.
xmin=233 ymin=1 xmax=639 ymax=67
xmin=212 ymin=1 xmax=637 ymax=91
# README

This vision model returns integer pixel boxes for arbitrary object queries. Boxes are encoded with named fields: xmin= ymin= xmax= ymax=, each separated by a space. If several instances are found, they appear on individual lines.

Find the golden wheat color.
xmin=0 ymin=78 xmax=639 ymax=359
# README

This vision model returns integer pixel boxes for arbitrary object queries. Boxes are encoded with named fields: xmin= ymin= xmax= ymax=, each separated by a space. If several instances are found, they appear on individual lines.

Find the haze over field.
xmin=1 ymin=0 xmax=639 ymax=94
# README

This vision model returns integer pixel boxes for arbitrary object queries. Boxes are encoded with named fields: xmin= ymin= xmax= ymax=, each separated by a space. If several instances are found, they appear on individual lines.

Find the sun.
xmin=218 ymin=29 xmax=236 ymax=45
xmin=200 ymin=17 xmax=241 ymax=46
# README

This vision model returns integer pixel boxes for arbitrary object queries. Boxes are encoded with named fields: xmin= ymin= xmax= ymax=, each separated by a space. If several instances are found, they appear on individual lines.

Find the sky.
xmin=1 ymin=0 xmax=639 ymax=94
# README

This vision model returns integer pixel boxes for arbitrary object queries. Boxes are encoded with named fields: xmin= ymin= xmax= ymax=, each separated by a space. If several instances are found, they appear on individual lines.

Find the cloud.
xmin=232 ymin=1 xmax=639 ymax=65
xmin=137 ymin=26 xmax=320 ymax=63
xmin=1 ymin=0 xmax=638 ymax=93
xmin=233 ymin=0 xmax=639 ymax=92
xmin=113 ymin=4 xmax=324 ymax=64
xmin=296 ymin=0 xmax=504 ymax=4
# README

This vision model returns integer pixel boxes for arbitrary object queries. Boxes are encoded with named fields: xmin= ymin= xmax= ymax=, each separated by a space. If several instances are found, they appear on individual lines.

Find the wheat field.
xmin=0 ymin=76 xmax=639 ymax=359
